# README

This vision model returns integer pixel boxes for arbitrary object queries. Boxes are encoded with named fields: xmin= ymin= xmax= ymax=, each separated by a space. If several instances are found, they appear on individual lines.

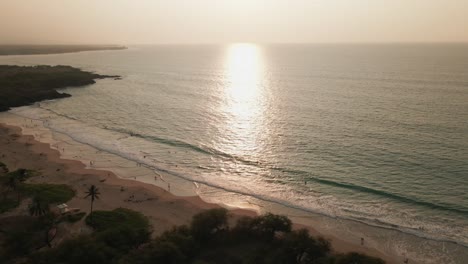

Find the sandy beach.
xmin=0 ymin=121 xmax=399 ymax=263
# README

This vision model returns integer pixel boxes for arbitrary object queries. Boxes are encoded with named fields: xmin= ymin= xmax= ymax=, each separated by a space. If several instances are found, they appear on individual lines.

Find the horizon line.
xmin=1 ymin=41 xmax=468 ymax=46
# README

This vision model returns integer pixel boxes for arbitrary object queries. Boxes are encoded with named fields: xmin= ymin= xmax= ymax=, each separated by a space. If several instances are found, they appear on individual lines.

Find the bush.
xmin=251 ymin=213 xmax=292 ymax=238
xmin=335 ymin=252 xmax=386 ymax=264
xmin=65 ymin=212 xmax=86 ymax=223
xmin=281 ymin=228 xmax=331 ymax=262
xmin=1 ymin=216 xmax=49 ymax=259
xmin=33 ymin=236 xmax=116 ymax=264
xmin=0 ymin=161 xmax=8 ymax=174
xmin=96 ymin=225 xmax=150 ymax=251
xmin=0 ymin=198 xmax=19 ymax=213
xmin=9 ymin=208 xmax=385 ymax=264
xmin=6 ymin=168 xmax=33 ymax=181
xmin=190 ymin=208 xmax=228 ymax=242
xmin=85 ymin=208 xmax=150 ymax=232
xmin=118 ymin=240 xmax=187 ymax=264
xmin=157 ymin=226 xmax=196 ymax=258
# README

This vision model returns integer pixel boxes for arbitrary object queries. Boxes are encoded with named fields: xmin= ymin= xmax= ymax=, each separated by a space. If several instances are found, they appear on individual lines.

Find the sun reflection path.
xmin=221 ymin=43 xmax=266 ymax=156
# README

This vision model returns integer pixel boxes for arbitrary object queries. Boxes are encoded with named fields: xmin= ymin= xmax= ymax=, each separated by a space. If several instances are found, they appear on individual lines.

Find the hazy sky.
xmin=1 ymin=0 xmax=467 ymax=44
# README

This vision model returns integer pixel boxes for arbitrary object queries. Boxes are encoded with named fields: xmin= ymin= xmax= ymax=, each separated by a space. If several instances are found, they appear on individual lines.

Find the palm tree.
xmin=84 ymin=185 xmax=100 ymax=215
xmin=28 ymin=196 xmax=54 ymax=248
xmin=6 ymin=175 xmax=20 ymax=202
xmin=28 ymin=196 xmax=49 ymax=217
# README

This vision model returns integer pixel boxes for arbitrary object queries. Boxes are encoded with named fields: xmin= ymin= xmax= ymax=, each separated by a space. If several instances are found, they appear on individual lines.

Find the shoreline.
xmin=0 ymin=121 xmax=398 ymax=263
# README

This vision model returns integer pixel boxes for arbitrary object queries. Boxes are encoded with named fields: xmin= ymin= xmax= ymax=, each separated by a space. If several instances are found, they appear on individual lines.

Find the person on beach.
xmin=361 ymin=237 xmax=364 ymax=246
xmin=404 ymin=258 xmax=409 ymax=264
xmin=168 ymin=183 xmax=171 ymax=192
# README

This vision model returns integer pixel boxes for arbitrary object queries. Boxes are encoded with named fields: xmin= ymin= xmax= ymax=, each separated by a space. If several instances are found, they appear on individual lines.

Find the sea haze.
xmin=1 ymin=44 xmax=467 ymax=262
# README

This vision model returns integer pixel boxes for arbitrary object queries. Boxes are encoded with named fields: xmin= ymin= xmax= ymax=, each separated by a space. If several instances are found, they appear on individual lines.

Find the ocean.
xmin=1 ymin=44 xmax=467 ymax=263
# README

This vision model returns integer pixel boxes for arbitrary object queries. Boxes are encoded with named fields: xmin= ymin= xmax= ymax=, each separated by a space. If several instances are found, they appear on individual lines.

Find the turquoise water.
xmin=1 ymin=44 xmax=467 ymax=262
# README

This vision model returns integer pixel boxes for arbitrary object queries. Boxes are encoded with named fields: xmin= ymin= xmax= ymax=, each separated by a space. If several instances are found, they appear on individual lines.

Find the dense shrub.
xmin=0 ymin=216 xmax=49 ymax=259
xmin=85 ymin=208 xmax=150 ymax=232
xmin=191 ymin=208 xmax=228 ymax=242
xmin=95 ymin=225 xmax=150 ymax=251
xmin=32 ymin=236 xmax=116 ymax=264
xmin=0 ymin=198 xmax=18 ymax=213
xmin=4 ymin=208 xmax=385 ymax=264
xmin=0 ymin=161 xmax=8 ymax=174
xmin=251 ymin=213 xmax=292 ymax=238
xmin=64 ymin=212 xmax=86 ymax=223
xmin=335 ymin=252 xmax=386 ymax=264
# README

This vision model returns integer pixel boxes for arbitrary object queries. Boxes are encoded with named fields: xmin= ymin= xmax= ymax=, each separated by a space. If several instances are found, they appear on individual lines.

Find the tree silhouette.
xmin=28 ymin=196 xmax=56 ymax=248
xmin=6 ymin=175 xmax=21 ymax=202
xmin=85 ymin=185 xmax=100 ymax=216
xmin=28 ymin=196 xmax=49 ymax=217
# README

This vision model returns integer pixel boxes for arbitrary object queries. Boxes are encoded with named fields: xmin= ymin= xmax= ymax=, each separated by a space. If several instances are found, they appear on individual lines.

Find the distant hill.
xmin=0 ymin=45 xmax=126 ymax=56
xmin=0 ymin=65 xmax=119 ymax=111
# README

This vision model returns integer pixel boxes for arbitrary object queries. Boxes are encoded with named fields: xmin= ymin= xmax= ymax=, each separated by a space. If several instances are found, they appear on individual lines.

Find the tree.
xmin=6 ymin=175 xmax=20 ymax=202
xmin=28 ymin=196 xmax=54 ymax=248
xmin=252 ymin=213 xmax=292 ymax=238
xmin=190 ymin=208 xmax=228 ymax=242
xmin=85 ymin=185 xmax=100 ymax=215
xmin=3 ymin=169 xmax=29 ymax=202
xmin=28 ymin=196 xmax=49 ymax=217
xmin=282 ymin=229 xmax=330 ymax=263
xmin=36 ymin=236 xmax=116 ymax=264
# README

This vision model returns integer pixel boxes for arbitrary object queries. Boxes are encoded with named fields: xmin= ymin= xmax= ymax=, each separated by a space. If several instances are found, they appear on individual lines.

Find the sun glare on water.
xmin=220 ymin=43 xmax=267 ymax=156
xmin=225 ymin=43 xmax=262 ymax=109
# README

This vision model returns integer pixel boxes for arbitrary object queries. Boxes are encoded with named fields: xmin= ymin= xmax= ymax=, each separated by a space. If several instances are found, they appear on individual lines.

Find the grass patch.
xmin=0 ymin=198 xmax=19 ymax=213
xmin=86 ymin=208 xmax=149 ymax=232
xmin=22 ymin=184 xmax=75 ymax=204
xmin=0 ymin=169 xmax=34 ymax=184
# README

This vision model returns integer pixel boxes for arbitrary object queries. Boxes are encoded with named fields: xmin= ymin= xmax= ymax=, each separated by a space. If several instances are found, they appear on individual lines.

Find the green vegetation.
xmin=22 ymin=183 xmax=75 ymax=204
xmin=0 ymin=164 xmax=384 ymax=263
xmin=0 ymin=168 xmax=34 ymax=211
xmin=0 ymin=44 xmax=126 ymax=56
xmin=0 ymin=167 xmax=74 ymax=213
xmin=20 ymin=208 xmax=384 ymax=264
xmin=0 ymin=216 xmax=53 ymax=261
xmin=335 ymin=252 xmax=385 ymax=264
xmin=2 ymin=168 xmax=34 ymax=182
xmin=0 ymin=65 xmax=119 ymax=111
xmin=0 ymin=161 xmax=8 ymax=174
xmin=85 ymin=208 xmax=150 ymax=232
xmin=64 ymin=212 xmax=86 ymax=223
xmin=84 ymin=184 xmax=100 ymax=215
xmin=28 ymin=196 xmax=50 ymax=217
xmin=0 ymin=198 xmax=18 ymax=213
